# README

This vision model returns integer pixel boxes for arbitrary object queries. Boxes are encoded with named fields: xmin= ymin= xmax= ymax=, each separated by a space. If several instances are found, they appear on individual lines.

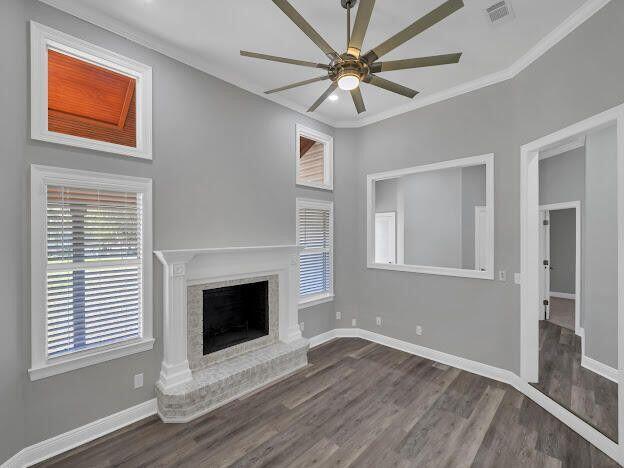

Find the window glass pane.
xmin=299 ymin=136 xmax=325 ymax=185
xmin=46 ymin=185 xmax=142 ymax=357
xmin=299 ymin=252 xmax=331 ymax=296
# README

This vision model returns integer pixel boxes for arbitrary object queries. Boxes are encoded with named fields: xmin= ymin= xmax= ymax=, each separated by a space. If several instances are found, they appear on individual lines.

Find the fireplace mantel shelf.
xmin=154 ymin=244 xmax=298 ymax=265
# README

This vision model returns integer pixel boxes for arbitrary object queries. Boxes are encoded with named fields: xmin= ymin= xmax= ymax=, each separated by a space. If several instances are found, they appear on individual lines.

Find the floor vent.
xmin=485 ymin=1 xmax=514 ymax=25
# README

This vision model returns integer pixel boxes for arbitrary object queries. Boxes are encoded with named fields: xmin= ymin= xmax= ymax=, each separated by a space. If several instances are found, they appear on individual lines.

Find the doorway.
xmin=538 ymin=202 xmax=581 ymax=336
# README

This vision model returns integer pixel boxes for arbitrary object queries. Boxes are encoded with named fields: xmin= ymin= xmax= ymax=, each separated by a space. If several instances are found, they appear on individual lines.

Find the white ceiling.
xmin=42 ymin=0 xmax=599 ymax=126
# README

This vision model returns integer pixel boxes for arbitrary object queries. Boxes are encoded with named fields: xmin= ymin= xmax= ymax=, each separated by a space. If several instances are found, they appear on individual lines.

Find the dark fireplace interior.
xmin=203 ymin=281 xmax=269 ymax=355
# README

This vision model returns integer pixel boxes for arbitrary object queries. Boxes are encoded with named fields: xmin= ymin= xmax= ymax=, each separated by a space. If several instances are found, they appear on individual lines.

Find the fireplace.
xmin=202 ymin=281 xmax=269 ymax=354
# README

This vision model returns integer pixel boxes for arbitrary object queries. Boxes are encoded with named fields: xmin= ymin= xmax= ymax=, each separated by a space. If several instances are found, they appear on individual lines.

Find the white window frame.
xmin=30 ymin=21 xmax=153 ymax=160
xmin=295 ymin=124 xmax=334 ymax=191
xmin=297 ymin=198 xmax=334 ymax=309
xmin=29 ymin=165 xmax=154 ymax=380
xmin=366 ymin=153 xmax=495 ymax=279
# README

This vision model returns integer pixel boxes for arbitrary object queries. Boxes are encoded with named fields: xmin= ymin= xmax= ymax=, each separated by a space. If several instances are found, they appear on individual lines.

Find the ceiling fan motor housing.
xmin=330 ymin=55 xmax=369 ymax=84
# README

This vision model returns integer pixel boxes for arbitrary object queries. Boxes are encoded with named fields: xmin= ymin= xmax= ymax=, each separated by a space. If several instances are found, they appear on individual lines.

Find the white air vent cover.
xmin=485 ymin=1 xmax=515 ymax=25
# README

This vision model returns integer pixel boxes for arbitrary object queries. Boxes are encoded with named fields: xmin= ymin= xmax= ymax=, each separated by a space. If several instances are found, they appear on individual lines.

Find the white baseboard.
xmin=549 ymin=291 xmax=576 ymax=300
xmin=581 ymin=354 xmax=619 ymax=383
xmin=4 ymin=328 xmax=622 ymax=467
xmin=2 ymin=399 xmax=157 ymax=468
xmin=310 ymin=327 xmax=621 ymax=465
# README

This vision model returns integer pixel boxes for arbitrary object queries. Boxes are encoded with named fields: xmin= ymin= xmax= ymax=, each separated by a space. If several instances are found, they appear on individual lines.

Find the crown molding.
xmin=38 ymin=0 xmax=611 ymax=129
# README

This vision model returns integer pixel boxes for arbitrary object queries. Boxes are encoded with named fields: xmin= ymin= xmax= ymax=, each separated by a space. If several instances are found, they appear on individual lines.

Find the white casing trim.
xmin=37 ymin=0 xmax=612 ymax=128
xmin=1 ymin=399 xmax=157 ymax=468
xmin=582 ymin=354 xmax=619 ymax=383
xmin=310 ymin=328 xmax=621 ymax=465
xmin=549 ymin=291 xmax=576 ymax=300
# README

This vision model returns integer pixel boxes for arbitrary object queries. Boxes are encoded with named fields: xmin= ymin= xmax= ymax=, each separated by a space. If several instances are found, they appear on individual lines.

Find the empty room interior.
xmin=2 ymin=0 xmax=624 ymax=466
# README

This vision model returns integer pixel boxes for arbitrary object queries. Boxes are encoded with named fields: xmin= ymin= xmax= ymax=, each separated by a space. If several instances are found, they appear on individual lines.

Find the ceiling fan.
xmin=241 ymin=0 xmax=464 ymax=114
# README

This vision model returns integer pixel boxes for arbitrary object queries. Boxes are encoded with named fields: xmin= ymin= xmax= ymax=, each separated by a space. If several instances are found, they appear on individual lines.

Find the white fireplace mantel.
xmin=154 ymin=245 xmax=302 ymax=392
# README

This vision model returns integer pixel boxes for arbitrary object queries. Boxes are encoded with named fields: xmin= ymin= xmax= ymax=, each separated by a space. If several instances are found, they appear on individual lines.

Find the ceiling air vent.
xmin=485 ymin=1 xmax=515 ymax=25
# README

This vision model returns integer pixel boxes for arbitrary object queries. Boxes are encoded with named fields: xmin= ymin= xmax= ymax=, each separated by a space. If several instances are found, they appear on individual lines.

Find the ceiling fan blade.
xmin=371 ymin=52 xmax=462 ymax=73
xmin=362 ymin=0 xmax=464 ymax=63
xmin=265 ymin=75 xmax=329 ymax=94
xmin=308 ymin=82 xmax=338 ymax=112
xmin=347 ymin=0 xmax=376 ymax=58
xmin=363 ymin=75 xmax=419 ymax=99
xmin=350 ymin=87 xmax=366 ymax=114
xmin=241 ymin=51 xmax=329 ymax=69
xmin=272 ymin=0 xmax=340 ymax=61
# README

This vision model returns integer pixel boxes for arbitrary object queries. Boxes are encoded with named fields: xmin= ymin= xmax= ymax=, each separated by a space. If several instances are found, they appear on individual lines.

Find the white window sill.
xmin=28 ymin=337 xmax=155 ymax=381
xmin=296 ymin=181 xmax=333 ymax=192
xmin=298 ymin=293 xmax=334 ymax=310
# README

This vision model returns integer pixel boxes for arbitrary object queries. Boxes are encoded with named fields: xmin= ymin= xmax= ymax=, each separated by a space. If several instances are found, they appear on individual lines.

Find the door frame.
xmin=539 ymin=201 xmax=582 ymax=337
xmin=519 ymin=103 xmax=624 ymax=462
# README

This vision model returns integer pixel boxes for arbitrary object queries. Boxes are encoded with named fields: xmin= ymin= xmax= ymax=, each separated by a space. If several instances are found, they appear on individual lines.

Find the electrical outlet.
xmin=416 ymin=325 xmax=423 ymax=336
xmin=299 ymin=322 xmax=305 ymax=332
xmin=352 ymin=318 xmax=357 ymax=327
xmin=336 ymin=311 xmax=341 ymax=320
xmin=499 ymin=270 xmax=507 ymax=282
xmin=376 ymin=316 xmax=382 ymax=326
xmin=514 ymin=273 xmax=521 ymax=284
xmin=134 ymin=373 xmax=143 ymax=389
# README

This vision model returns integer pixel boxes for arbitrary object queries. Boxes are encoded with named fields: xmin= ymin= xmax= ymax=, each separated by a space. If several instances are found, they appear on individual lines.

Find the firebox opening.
xmin=202 ymin=281 xmax=269 ymax=355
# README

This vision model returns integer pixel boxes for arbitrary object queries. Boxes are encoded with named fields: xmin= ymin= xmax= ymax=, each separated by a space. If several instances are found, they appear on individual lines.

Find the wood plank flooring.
xmin=38 ymin=338 xmax=618 ymax=467
xmin=549 ymin=297 xmax=575 ymax=331
xmin=532 ymin=320 xmax=618 ymax=442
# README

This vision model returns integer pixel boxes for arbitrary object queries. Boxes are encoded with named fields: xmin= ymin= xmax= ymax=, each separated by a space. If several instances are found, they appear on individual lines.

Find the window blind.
xmin=46 ymin=185 xmax=143 ymax=358
xmin=298 ymin=206 xmax=332 ymax=297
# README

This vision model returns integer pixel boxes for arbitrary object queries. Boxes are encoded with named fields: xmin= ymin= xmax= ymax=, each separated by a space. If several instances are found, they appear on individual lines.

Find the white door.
xmin=539 ymin=210 xmax=551 ymax=320
xmin=474 ymin=206 xmax=489 ymax=271
xmin=375 ymin=212 xmax=396 ymax=264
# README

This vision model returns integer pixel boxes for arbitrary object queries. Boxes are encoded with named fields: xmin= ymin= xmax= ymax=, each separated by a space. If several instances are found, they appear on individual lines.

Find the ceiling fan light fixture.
xmin=337 ymin=72 xmax=360 ymax=91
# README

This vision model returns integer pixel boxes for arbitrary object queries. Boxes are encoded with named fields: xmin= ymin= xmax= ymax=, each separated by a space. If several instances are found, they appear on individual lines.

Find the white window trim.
xmin=30 ymin=21 xmax=153 ymax=160
xmin=295 ymin=124 xmax=334 ymax=191
xmin=366 ymin=153 xmax=495 ymax=280
xmin=296 ymin=198 xmax=334 ymax=308
xmin=29 ymin=165 xmax=154 ymax=380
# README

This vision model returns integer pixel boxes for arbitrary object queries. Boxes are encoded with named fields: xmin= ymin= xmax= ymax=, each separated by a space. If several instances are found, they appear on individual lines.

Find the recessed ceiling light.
xmin=328 ymin=94 xmax=339 ymax=102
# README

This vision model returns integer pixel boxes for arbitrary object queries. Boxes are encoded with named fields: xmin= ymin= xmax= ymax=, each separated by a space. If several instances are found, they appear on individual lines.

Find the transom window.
xmin=296 ymin=124 xmax=333 ymax=191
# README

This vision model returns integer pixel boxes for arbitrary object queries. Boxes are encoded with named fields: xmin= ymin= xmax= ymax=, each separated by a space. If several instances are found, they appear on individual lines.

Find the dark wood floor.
xmin=39 ymin=338 xmax=618 ymax=467
xmin=532 ymin=320 xmax=618 ymax=442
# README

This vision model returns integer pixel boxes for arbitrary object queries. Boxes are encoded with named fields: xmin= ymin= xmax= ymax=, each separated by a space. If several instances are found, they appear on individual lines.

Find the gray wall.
xmin=333 ymin=0 xmax=624 ymax=374
xmin=375 ymin=178 xmax=399 ymax=212
xmin=402 ymin=168 xmax=462 ymax=267
xmin=584 ymin=125 xmax=618 ymax=368
xmin=461 ymin=165 xmax=487 ymax=269
xmin=0 ymin=0 xmax=335 ymax=462
xmin=548 ymin=209 xmax=576 ymax=294
xmin=539 ymin=148 xmax=586 ymax=206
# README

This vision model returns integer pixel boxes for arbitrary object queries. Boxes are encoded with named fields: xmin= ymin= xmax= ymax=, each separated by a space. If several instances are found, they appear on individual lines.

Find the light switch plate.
xmin=514 ymin=273 xmax=521 ymax=284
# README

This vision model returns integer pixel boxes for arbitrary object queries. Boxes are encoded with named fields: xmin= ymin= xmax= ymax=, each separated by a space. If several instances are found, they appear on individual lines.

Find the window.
xmin=30 ymin=165 xmax=153 ymax=380
xmin=30 ymin=21 xmax=153 ymax=159
xmin=297 ymin=199 xmax=334 ymax=308
xmin=296 ymin=124 xmax=333 ymax=190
